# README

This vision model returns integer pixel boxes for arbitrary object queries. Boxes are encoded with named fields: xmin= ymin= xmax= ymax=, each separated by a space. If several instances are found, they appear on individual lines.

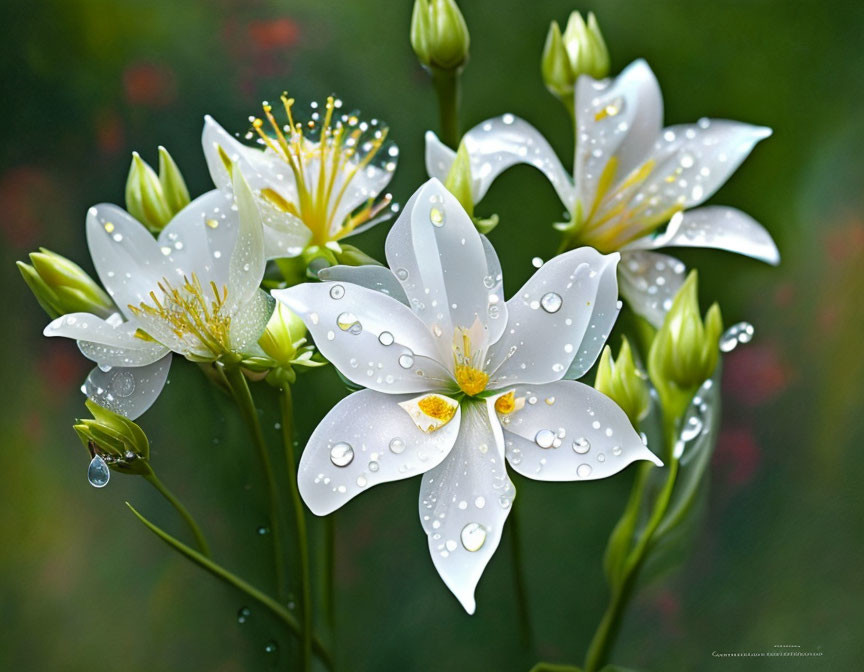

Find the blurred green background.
xmin=2 ymin=0 xmax=863 ymax=670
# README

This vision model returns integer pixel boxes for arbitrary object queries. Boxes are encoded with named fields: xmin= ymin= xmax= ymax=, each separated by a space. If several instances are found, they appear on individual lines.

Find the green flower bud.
xmin=561 ymin=11 xmax=610 ymax=80
xmin=411 ymin=0 xmax=470 ymax=71
xmin=18 ymin=248 xmax=114 ymax=319
xmin=595 ymin=337 xmax=651 ymax=427
xmin=333 ymin=243 xmax=383 ymax=267
xmin=444 ymin=141 xmax=475 ymax=217
xmin=158 ymin=146 xmax=191 ymax=214
xmin=74 ymin=400 xmax=151 ymax=477
xmin=648 ymin=271 xmax=723 ymax=420
xmin=258 ymin=303 xmax=307 ymax=366
xmin=541 ymin=20 xmax=575 ymax=100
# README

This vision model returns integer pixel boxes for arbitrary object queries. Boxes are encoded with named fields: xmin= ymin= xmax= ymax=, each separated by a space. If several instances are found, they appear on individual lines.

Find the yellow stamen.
xmin=452 ymin=327 xmax=489 ymax=396
xmin=398 ymin=393 xmax=459 ymax=433
xmin=494 ymin=391 xmax=517 ymax=414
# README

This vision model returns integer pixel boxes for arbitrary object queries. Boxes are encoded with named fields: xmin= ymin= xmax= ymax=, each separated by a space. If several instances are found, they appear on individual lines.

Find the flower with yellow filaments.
xmin=426 ymin=59 xmax=779 ymax=328
xmin=43 ymin=170 xmax=273 ymax=420
xmin=202 ymin=96 xmax=398 ymax=260
xmin=275 ymin=179 xmax=660 ymax=615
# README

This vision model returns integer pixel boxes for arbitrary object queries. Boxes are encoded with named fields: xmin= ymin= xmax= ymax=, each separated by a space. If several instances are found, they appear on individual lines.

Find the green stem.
xmin=324 ymin=514 xmax=336 ymax=632
xmin=431 ymin=67 xmax=461 ymax=148
xmin=127 ymin=502 xmax=333 ymax=670
xmin=143 ymin=470 xmax=211 ymax=558
xmin=221 ymin=363 xmax=288 ymax=601
xmin=279 ymin=385 xmax=312 ymax=672
xmin=508 ymin=507 xmax=534 ymax=648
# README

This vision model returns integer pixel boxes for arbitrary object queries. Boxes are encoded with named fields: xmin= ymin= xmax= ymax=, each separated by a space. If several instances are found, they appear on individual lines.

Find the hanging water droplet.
xmin=572 ymin=437 xmax=591 ymax=454
xmin=719 ymin=321 xmax=755 ymax=352
xmin=534 ymin=429 xmax=556 ymax=449
xmin=576 ymin=463 xmax=593 ymax=478
xmin=87 ymin=455 xmax=110 ymax=488
xmin=540 ymin=292 xmax=563 ymax=313
xmin=378 ymin=331 xmax=394 ymax=346
xmin=329 ymin=442 xmax=354 ymax=467
xmin=389 ymin=437 xmax=405 ymax=454
xmin=329 ymin=284 xmax=345 ymax=300
xmin=460 ymin=523 xmax=487 ymax=552
xmin=398 ymin=353 xmax=414 ymax=369
xmin=429 ymin=207 xmax=445 ymax=227
xmin=336 ymin=312 xmax=362 ymax=335
xmin=237 ymin=606 xmax=251 ymax=623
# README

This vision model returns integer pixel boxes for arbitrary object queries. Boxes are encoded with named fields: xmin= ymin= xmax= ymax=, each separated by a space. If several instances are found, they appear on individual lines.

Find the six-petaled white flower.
xmin=203 ymin=96 xmax=398 ymax=260
xmin=425 ymin=59 xmax=780 ymax=326
xmin=43 ymin=172 xmax=273 ymax=419
xmin=273 ymin=178 xmax=661 ymax=613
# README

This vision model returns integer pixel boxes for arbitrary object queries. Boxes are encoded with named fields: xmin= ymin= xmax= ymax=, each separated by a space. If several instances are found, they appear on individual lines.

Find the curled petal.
xmin=82 ymin=354 xmax=172 ymax=420
xmin=44 ymin=312 xmax=168 ymax=367
xmin=486 ymin=247 xmax=620 ymax=387
xmin=418 ymin=397 xmax=515 ymax=614
xmin=624 ymin=206 xmax=780 ymax=265
xmin=298 ymin=390 xmax=461 ymax=515
xmin=618 ymin=250 xmax=687 ymax=328
xmin=500 ymin=380 xmax=661 ymax=481
xmin=273 ymin=281 xmax=454 ymax=394
xmin=317 ymin=265 xmax=409 ymax=305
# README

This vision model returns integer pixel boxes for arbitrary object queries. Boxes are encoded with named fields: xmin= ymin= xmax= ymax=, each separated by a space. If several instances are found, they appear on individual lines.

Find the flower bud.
xmin=411 ymin=0 xmax=470 ymax=71
xmin=157 ymin=146 xmax=190 ymax=214
xmin=258 ymin=303 xmax=307 ymax=366
xmin=444 ymin=141 xmax=475 ymax=217
xmin=125 ymin=150 xmax=185 ymax=232
xmin=541 ymin=20 xmax=575 ymax=99
xmin=18 ymin=248 xmax=114 ymax=319
xmin=648 ymin=271 xmax=723 ymax=418
xmin=595 ymin=338 xmax=651 ymax=427
xmin=561 ymin=11 xmax=610 ymax=80
xmin=333 ymin=243 xmax=382 ymax=267
xmin=74 ymin=400 xmax=152 ymax=477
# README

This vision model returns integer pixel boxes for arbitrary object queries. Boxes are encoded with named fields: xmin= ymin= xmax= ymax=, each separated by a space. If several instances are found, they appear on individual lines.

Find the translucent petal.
xmin=624 ymin=206 xmax=780 ymax=265
xmin=500 ymin=380 xmax=661 ymax=481
xmin=574 ymin=59 xmax=664 ymax=215
xmin=486 ymin=248 xmax=620 ymax=387
xmin=385 ymin=179 xmax=502 ymax=354
xmin=565 ymin=255 xmax=620 ymax=380
xmin=618 ymin=250 xmax=688 ymax=328
xmin=273 ymin=281 xmax=455 ymax=394
xmin=44 ymin=312 xmax=168 ymax=367
xmin=317 ymin=265 xmax=409 ymax=305
xmin=229 ymin=289 xmax=275 ymax=353
xmin=82 ymin=354 xmax=172 ymax=420
xmin=426 ymin=117 xmax=576 ymax=206
xmin=298 ymin=390 xmax=462 ymax=515
xmin=328 ymin=163 xmax=395 ymax=237
xmin=258 ymin=196 xmax=312 ymax=259
xmin=229 ymin=170 xmax=267 ymax=308
xmin=480 ymin=234 xmax=507 ymax=346
xmin=418 ymin=398 xmax=515 ymax=614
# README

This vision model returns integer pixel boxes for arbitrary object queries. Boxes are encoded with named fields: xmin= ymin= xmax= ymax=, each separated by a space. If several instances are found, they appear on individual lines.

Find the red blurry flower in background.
xmin=714 ymin=426 xmax=761 ymax=489
xmin=248 ymin=18 xmax=300 ymax=51
xmin=724 ymin=343 xmax=792 ymax=407
xmin=123 ymin=62 xmax=178 ymax=108
xmin=0 ymin=167 xmax=65 ymax=249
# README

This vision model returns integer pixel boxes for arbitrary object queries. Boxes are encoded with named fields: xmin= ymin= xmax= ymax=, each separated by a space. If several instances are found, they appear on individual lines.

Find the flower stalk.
xmin=143 ymin=471 xmax=211 ymax=558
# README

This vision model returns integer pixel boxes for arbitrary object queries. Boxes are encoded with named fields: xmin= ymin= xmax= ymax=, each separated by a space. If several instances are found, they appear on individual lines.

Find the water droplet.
xmin=111 ymin=370 xmax=135 ymax=397
xmin=540 ymin=292 xmax=563 ymax=313
xmin=395 ymin=267 xmax=409 ymax=281
xmin=257 ymin=526 xmax=270 ymax=536
xmin=572 ymin=437 xmax=591 ymax=454
xmin=577 ymin=463 xmax=593 ymax=478
xmin=429 ymin=207 xmax=445 ymax=227
xmin=329 ymin=442 xmax=354 ymax=467
xmin=329 ymin=284 xmax=345 ymax=300
xmin=483 ymin=275 xmax=496 ymax=288
xmin=460 ymin=523 xmax=487 ymax=552
xmin=237 ymin=606 xmax=251 ymax=624
xmin=719 ymin=321 xmax=755 ymax=352
xmin=398 ymin=353 xmax=414 ymax=369
xmin=87 ymin=455 xmax=110 ymax=488
xmin=389 ymin=437 xmax=405 ymax=454
xmin=264 ymin=641 xmax=278 ymax=654
xmin=378 ymin=331 xmax=394 ymax=346
xmin=680 ymin=416 xmax=703 ymax=442
xmin=368 ymin=460 xmax=380 ymax=472
xmin=612 ymin=445 xmax=622 ymax=456
xmin=531 ymin=257 xmax=544 ymax=268
xmin=534 ymin=429 xmax=556 ymax=449
xmin=474 ymin=496 xmax=486 ymax=509
xmin=336 ymin=312 xmax=362 ymax=334
xmin=356 ymin=475 xmax=368 ymax=487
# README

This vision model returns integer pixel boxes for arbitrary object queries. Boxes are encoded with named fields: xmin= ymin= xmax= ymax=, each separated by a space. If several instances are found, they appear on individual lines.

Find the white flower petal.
xmin=385 ymin=179 xmax=502 ymax=353
xmin=480 ymin=234 xmax=507 ymax=346
xmin=574 ymin=59 xmax=663 ymax=216
xmin=624 ymin=206 xmax=780 ymax=265
xmin=273 ymin=281 xmax=454 ymax=394
xmin=426 ymin=117 xmax=576 ymax=206
xmin=500 ymin=380 xmax=661 ymax=481
xmin=617 ymin=250 xmax=687 ymax=328
xmin=82 ymin=354 xmax=172 ymax=420
xmin=486 ymin=248 xmax=620 ymax=387
xmin=328 ymin=163 xmax=395 ymax=237
xmin=229 ymin=170 xmax=267 ymax=308
xmin=44 ymin=312 xmax=169 ymax=367
xmin=229 ymin=289 xmax=275 ymax=353
xmin=418 ymin=398 xmax=515 ymax=614
xmin=258 ymin=197 xmax=312 ymax=259
xmin=317 ymin=265 xmax=409 ymax=305
xmin=565 ymin=254 xmax=620 ymax=379
xmin=298 ymin=389 xmax=462 ymax=515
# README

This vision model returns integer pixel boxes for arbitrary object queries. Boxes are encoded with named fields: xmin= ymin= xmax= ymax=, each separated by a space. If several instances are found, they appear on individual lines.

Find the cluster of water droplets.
xmin=719 ymin=321 xmax=754 ymax=353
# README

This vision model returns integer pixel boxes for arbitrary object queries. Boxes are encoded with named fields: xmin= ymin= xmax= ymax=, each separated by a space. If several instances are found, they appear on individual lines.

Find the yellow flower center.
xmin=249 ymin=95 xmax=394 ymax=246
xmin=453 ymin=328 xmax=489 ymax=396
xmin=494 ymin=390 xmax=517 ymax=414
xmin=399 ymin=393 xmax=459 ymax=433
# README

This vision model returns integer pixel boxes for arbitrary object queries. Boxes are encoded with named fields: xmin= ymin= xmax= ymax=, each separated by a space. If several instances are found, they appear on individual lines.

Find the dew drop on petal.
xmin=329 ymin=284 xmax=345 ymax=300
xmin=329 ymin=442 xmax=354 ymax=467
xmin=572 ymin=437 xmax=591 ymax=454
xmin=719 ymin=321 xmax=755 ymax=352
xmin=540 ymin=292 xmax=563 ymax=313
xmin=389 ymin=437 xmax=405 ymax=454
xmin=378 ymin=331 xmax=395 ymax=346
xmin=429 ymin=207 xmax=445 ymax=227
xmin=398 ymin=353 xmax=414 ymax=369
xmin=460 ymin=523 xmax=487 ymax=552
xmin=336 ymin=312 xmax=362 ymax=334
xmin=395 ymin=267 xmax=409 ymax=281
xmin=87 ymin=455 xmax=110 ymax=488
xmin=534 ymin=429 xmax=556 ymax=449
xmin=577 ymin=463 xmax=593 ymax=478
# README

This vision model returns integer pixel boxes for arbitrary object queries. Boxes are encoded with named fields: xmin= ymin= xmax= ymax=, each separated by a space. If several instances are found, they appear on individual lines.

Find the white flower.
xmin=203 ymin=96 xmax=398 ymax=260
xmin=425 ymin=60 xmax=780 ymax=326
xmin=43 ymin=172 xmax=272 ymax=420
xmin=273 ymin=178 xmax=661 ymax=613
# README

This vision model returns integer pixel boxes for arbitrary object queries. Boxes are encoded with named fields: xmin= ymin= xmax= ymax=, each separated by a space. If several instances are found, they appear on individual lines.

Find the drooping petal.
xmin=317 ymin=264 xmax=409 ymax=305
xmin=298 ymin=389 xmax=462 ymax=515
xmin=385 ymin=179 xmax=504 ymax=354
xmin=624 ymin=206 xmax=780 ymax=265
xmin=273 ymin=281 xmax=455 ymax=394
xmin=82 ymin=354 xmax=172 ymax=420
xmin=229 ymin=170 xmax=267 ymax=308
xmin=418 ymin=397 xmax=515 ymax=614
xmin=574 ymin=59 xmax=664 ymax=216
xmin=44 ymin=312 xmax=169 ymax=367
xmin=425 ymin=117 xmax=576 ymax=206
xmin=486 ymin=247 xmax=620 ymax=387
xmin=500 ymin=380 xmax=661 ymax=481
xmin=617 ymin=250 xmax=687 ymax=328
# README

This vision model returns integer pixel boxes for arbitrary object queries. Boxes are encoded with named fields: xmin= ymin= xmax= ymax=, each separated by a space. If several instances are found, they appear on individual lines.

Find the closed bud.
xmin=333 ymin=243 xmax=382 ymax=267
xmin=74 ymin=400 xmax=151 ymax=477
xmin=18 ymin=248 xmax=114 ymax=319
xmin=562 ymin=11 xmax=610 ymax=80
xmin=411 ymin=0 xmax=470 ymax=71
xmin=595 ymin=338 xmax=651 ymax=427
xmin=157 ymin=146 xmax=191 ymax=214
xmin=125 ymin=152 xmax=174 ymax=232
xmin=541 ymin=21 xmax=575 ymax=99
xmin=258 ymin=303 xmax=307 ymax=366
xmin=648 ymin=271 xmax=723 ymax=419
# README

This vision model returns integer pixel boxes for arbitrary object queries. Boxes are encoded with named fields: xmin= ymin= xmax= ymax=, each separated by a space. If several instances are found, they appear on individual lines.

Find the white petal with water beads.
xmin=81 ymin=354 xmax=172 ymax=420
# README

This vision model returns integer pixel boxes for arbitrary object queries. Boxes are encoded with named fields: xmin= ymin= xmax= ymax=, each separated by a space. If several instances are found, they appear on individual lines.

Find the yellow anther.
xmin=494 ymin=391 xmax=517 ymax=414
xmin=399 ymin=393 xmax=459 ymax=433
